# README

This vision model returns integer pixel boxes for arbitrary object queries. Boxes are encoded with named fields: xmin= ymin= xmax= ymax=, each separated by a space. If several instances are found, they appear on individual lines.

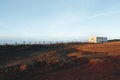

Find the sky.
xmin=0 ymin=0 xmax=120 ymax=44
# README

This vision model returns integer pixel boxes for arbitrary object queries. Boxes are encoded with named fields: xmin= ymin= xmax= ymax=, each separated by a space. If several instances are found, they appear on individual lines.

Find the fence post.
xmin=23 ymin=41 xmax=25 ymax=45
xmin=39 ymin=41 xmax=41 ymax=44
xmin=4 ymin=43 xmax=8 ymax=49
xmin=15 ymin=42 xmax=17 ymax=46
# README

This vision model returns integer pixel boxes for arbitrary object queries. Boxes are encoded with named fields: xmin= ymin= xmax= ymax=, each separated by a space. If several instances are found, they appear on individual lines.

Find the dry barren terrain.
xmin=0 ymin=42 xmax=120 ymax=80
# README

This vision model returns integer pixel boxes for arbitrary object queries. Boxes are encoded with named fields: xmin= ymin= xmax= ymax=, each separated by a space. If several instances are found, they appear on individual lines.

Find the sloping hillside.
xmin=0 ymin=42 xmax=120 ymax=80
xmin=77 ymin=42 xmax=120 ymax=56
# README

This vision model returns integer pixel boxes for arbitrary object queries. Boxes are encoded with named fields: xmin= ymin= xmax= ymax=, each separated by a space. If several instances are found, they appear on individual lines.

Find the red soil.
xmin=0 ymin=42 xmax=120 ymax=80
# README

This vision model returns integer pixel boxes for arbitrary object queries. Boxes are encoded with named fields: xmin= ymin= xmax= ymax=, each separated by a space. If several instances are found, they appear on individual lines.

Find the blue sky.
xmin=0 ymin=0 xmax=120 ymax=43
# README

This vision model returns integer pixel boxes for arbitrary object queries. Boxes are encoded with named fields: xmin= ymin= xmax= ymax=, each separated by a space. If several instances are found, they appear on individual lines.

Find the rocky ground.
xmin=0 ymin=42 xmax=120 ymax=80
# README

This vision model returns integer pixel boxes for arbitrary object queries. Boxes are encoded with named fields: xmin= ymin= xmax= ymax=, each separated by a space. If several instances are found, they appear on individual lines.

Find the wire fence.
xmin=1 ymin=41 xmax=88 ymax=46
xmin=0 ymin=41 xmax=89 ymax=50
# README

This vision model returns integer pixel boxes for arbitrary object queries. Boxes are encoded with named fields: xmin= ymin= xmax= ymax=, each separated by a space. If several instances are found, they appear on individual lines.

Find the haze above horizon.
xmin=0 ymin=0 xmax=120 ymax=43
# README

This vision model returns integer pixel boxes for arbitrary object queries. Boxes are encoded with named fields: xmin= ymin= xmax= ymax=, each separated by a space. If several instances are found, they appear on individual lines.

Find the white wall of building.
xmin=89 ymin=36 xmax=107 ymax=43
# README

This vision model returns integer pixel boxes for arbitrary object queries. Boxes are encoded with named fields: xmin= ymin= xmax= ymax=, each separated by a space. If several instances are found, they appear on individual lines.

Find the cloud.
xmin=83 ymin=10 xmax=120 ymax=21
xmin=47 ymin=10 xmax=120 ymax=29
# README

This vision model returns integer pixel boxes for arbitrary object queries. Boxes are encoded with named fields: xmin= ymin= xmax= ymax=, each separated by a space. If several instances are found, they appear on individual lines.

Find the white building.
xmin=89 ymin=36 xmax=107 ymax=43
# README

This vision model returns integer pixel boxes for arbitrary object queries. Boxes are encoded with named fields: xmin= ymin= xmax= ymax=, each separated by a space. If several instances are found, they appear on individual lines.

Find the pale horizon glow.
xmin=0 ymin=0 xmax=120 ymax=43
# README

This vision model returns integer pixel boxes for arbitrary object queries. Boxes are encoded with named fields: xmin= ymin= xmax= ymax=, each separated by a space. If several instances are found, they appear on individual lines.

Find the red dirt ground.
xmin=0 ymin=42 xmax=120 ymax=80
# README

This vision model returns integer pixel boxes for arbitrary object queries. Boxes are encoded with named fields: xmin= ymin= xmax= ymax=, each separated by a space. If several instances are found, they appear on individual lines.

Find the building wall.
xmin=89 ymin=36 xmax=107 ymax=43
xmin=97 ymin=37 xmax=107 ymax=43
xmin=89 ymin=36 xmax=97 ymax=43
